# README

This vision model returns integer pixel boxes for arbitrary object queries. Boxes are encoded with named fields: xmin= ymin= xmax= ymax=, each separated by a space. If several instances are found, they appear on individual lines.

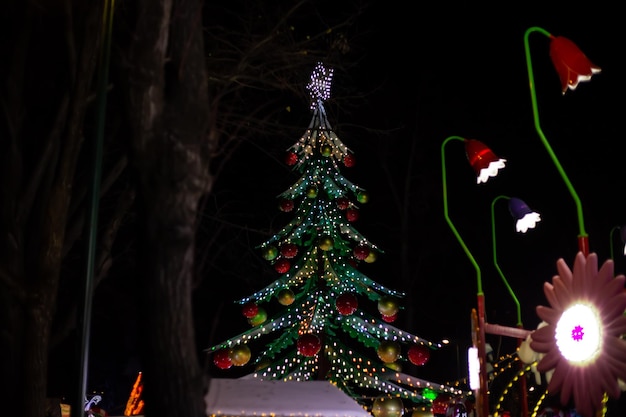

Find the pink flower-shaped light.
xmin=549 ymin=35 xmax=601 ymax=95
xmin=530 ymin=252 xmax=626 ymax=417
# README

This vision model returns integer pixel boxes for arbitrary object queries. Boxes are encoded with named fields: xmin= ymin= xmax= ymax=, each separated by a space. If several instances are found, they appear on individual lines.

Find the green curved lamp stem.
xmin=524 ymin=27 xmax=588 ymax=252
xmin=442 ymin=136 xmax=489 ymax=417
xmin=441 ymin=136 xmax=482 ymax=295
xmin=491 ymin=196 xmax=522 ymax=327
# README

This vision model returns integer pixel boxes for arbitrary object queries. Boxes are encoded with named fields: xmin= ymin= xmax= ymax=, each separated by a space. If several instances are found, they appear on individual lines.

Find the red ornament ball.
xmin=297 ymin=333 xmax=321 ymax=357
xmin=280 ymin=243 xmax=298 ymax=258
xmin=285 ymin=152 xmax=298 ymax=166
xmin=336 ymin=197 xmax=350 ymax=210
xmin=346 ymin=209 xmax=359 ymax=222
xmin=381 ymin=313 xmax=397 ymax=323
xmin=432 ymin=394 xmax=451 ymax=415
xmin=279 ymin=199 xmax=294 ymax=212
xmin=343 ymin=154 xmax=355 ymax=167
xmin=335 ymin=293 xmax=358 ymax=315
xmin=353 ymin=245 xmax=370 ymax=260
xmin=274 ymin=259 xmax=291 ymax=274
xmin=213 ymin=348 xmax=233 ymax=369
xmin=408 ymin=344 xmax=431 ymax=366
xmin=241 ymin=302 xmax=259 ymax=319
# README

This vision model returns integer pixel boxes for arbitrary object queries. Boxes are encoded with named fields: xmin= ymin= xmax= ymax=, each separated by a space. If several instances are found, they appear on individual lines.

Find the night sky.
xmin=344 ymin=4 xmax=626 ymax=375
xmin=199 ymin=1 xmax=626 ymax=385
xmin=72 ymin=4 xmax=626 ymax=413
xmin=356 ymin=4 xmax=626 ymax=381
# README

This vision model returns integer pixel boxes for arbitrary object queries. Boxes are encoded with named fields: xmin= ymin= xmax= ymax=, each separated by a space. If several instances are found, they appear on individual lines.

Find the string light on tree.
xmin=206 ymin=62 xmax=471 ymax=412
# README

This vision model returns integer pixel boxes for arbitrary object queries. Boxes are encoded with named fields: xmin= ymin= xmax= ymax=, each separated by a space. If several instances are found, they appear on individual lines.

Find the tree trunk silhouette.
xmin=0 ymin=0 xmax=363 ymax=415
xmin=0 ymin=2 xmax=105 ymax=416
xmin=126 ymin=0 xmax=211 ymax=415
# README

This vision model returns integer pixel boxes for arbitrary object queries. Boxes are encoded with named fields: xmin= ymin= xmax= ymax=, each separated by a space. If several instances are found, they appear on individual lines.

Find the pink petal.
xmin=601 ymin=292 xmax=626 ymax=322
xmin=542 ymin=281 xmax=563 ymax=311
xmin=592 ymin=275 xmax=625 ymax=306
xmin=576 ymin=367 xmax=603 ymax=417
xmin=546 ymin=359 xmax=569 ymax=396
xmin=552 ymin=276 xmax=573 ymax=307
xmin=604 ymin=348 xmax=626 ymax=379
xmin=536 ymin=349 xmax=560 ymax=372
xmin=607 ymin=315 xmax=626 ymax=336
xmin=593 ymin=360 xmax=621 ymax=399
xmin=580 ymin=252 xmax=599 ymax=295
xmin=556 ymin=256 xmax=574 ymax=286
xmin=604 ymin=337 xmax=626 ymax=363
xmin=571 ymin=252 xmax=590 ymax=295
xmin=535 ymin=305 xmax=560 ymax=326
xmin=597 ymin=258 xmax=616 ymax=284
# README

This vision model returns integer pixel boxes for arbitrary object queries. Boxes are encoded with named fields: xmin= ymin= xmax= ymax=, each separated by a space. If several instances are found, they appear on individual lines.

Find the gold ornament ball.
xmin=229 ymin=344 xmax=251 ymax=366
xmin=378 ymin=296 xmax=399 ymax=317
xmin=255 ymin=358 xmax=271 ymax=371
xmin=262 ymin=245 xmax=278 ymax=260
xmin=306 ymin=186 xmax=318 ymax=198
xmin=385 ymin=361 xmax=402 ymax=372
xmin=372 ymin=396 xmax=404 ymax=417
xmin=411 ymin=408 xmax=434 ymax=417
xmin=321 ymin=144 xmax=332 ymax=157
xmin=377 ymin=341 xmax=400 ymax=363
xmin=318 ymin=236 xmax=334 ymax=251
xmin=364 ymin=251 xmax=377 ymax=263
xmin=248 ymin=307 xmax=267 ymax=326
xmin=277 ymin=288 xmax=295 ymax=306
xmin=357 ymin=191 xmax=369 ymax=203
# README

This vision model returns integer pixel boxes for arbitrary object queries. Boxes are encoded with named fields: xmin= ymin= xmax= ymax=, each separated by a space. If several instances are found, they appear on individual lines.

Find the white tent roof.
xmin=204 ymin=378 xmax=372 ymax=417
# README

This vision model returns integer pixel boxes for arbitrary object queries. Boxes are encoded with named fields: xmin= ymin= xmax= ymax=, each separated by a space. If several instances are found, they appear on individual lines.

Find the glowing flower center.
xmin=555 ymin=303 xmax=602 ymax=364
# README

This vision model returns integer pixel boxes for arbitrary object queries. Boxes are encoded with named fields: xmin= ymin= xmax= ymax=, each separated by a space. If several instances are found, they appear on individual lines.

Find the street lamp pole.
xmin=441 ymin=135 xmax=503 ymax=417
xmin=490 ymin=195 xmax=541 ymax=417
xmin=524 ymin=26 xmax=600 ymax=255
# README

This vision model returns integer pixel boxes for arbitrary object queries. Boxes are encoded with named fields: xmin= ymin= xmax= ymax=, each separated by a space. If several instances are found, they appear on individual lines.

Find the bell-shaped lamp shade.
xmin=620 ymin=226 xmax=626 ymax=255
xmin=464 ymin=139 xmax=506 ymax=184
xmin=509 ymin=197 xmax=541 ymax=233
xmin=549 ymin=35 xmax=601 ymax=95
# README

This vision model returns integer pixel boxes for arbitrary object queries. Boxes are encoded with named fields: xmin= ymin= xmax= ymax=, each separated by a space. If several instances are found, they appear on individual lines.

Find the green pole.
xmin=523 ymin=26 xmax=589 ymax=254
xmin=441 ymin=136 xmax=483 ymax=295
xmin=490 ymin=195 xmax=522 ymax=327
xmin=441 ymin=135 xmax=489 ymax=417
xmin=75 ymin=1 xmax=115 ymax=415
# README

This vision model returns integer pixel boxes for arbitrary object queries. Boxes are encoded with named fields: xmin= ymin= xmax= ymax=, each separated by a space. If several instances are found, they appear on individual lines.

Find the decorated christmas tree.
xmin=206 ymin=63 xmax=469 ymax=414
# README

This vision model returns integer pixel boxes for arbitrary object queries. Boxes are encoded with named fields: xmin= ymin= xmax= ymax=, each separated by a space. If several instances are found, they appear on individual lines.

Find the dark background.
xmin=200 ymin=1 xmax=626 ymax=401
xmin=56 ymin=3 xmax=626 ymax=414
